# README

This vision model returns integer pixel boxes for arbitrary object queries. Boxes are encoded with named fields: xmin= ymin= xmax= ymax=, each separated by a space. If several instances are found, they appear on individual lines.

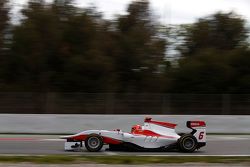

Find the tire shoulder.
xmin=178 ymin=133 xmax=197 ymax=153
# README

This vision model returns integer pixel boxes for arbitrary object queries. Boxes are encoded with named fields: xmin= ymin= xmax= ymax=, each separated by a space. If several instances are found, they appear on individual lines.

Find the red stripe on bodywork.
xmin=103 ymin=136 xmax=122 ymax=144
xmin=132 ymin=130 xmax=176 ymax=139
xmin=65 ymin=135 xmax=123 ymax=144
xmin=68 ymin=135 xmax=87 ymax=141
xmin=145 ymin=119 xmax=177 ymax=129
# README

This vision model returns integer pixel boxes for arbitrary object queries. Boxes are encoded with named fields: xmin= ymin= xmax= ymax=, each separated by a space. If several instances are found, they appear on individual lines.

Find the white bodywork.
xmin=194 ymin=127 xmax=206 ymax=143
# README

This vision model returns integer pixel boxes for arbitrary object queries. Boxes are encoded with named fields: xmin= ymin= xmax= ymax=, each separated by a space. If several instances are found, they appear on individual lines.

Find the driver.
xmin=131 ymin=124 xmax=142 ymax=134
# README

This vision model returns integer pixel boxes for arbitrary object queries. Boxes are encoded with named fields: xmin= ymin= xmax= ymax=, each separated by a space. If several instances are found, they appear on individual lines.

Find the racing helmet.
xmin=131 ymin=124 xmax=142 ymax=133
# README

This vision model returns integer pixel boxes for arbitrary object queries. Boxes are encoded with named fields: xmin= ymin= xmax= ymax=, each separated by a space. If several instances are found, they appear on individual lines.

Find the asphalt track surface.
xmin=0 ymin=135 xmax=250 ymax=156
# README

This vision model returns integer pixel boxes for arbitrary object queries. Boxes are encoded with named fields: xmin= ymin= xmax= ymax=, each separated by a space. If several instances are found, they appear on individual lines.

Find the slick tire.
xmin=178 ymin=134 xmax=197 ymax=153
xmin=85 ymin=134 xmax=103 ymax=152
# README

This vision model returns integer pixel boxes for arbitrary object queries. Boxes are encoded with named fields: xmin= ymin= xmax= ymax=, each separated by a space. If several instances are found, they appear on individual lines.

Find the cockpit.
xmin=131 ymin=124 xmax=144 ymax=134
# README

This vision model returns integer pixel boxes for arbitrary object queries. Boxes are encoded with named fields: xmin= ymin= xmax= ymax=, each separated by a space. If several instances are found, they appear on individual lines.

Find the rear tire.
xmin=85 ymin=134 xmax=103 ymax=152
xmin=178 ymin=134 xmax=197 ymax=153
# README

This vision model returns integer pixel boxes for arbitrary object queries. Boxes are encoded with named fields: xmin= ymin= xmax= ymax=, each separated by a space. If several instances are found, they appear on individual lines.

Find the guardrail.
xmin=0 ymin=114 xmax=249 ymax=134
xmin=0 ymin=93 xmax=250 ymax=114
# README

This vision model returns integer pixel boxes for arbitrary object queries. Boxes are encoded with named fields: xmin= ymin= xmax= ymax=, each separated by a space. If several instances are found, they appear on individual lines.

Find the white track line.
xmin=104 ymin=152 xmax=118 ymax=155
xmin=137 ymin=155 xmax=250 ymax=157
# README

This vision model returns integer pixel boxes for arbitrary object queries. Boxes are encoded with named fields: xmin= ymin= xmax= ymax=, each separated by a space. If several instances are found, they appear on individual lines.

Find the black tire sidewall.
xmin=178 ymin=134 xmax=197 ymax=153
xmin=85 ymin=134 xmax=103 ymax=152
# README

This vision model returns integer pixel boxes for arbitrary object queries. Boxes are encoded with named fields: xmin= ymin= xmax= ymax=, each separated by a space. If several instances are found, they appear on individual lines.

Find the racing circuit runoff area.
xmin=0 ymin=134 xmax=250 ymax=156
xmin=0 ymin=115 xmax=250 ymax=156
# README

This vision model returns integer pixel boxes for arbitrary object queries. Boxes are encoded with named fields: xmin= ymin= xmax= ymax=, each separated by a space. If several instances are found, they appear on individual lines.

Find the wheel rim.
xmin=88 ymin=137 xmax=100 ymax=149
xmin=183 ymin=138 xmax=195 ymax=150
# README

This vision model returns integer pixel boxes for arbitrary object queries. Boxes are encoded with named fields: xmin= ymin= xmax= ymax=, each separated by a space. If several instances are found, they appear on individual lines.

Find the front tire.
xmin=85 ymin=134 xmax=103 ymax=152
xmin=178 ymin=134 xmax=197 ymax=153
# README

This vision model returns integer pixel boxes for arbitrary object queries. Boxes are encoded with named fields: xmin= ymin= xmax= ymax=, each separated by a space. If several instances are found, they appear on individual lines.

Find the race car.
xmin=61 ymin=117 xmax=206 ymax=152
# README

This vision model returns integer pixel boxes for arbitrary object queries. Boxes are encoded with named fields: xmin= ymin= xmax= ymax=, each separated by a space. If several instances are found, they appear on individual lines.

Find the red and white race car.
xmin=61 ymin=117 xmax=206 ymax=152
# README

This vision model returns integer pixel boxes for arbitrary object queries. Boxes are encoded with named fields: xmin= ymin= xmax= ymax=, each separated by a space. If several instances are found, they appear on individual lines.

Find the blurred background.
xmin=0 ymin=0 xmax=250 ymax=115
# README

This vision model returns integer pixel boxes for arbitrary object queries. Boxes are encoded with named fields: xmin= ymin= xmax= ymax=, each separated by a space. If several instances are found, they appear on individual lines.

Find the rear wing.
xmin=187 ymin=121 xmax=206 ymax=143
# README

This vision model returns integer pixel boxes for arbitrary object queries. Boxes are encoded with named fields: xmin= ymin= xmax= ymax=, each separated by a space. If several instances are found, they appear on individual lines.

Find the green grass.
xmin=0 ymin=155 xmax=249 ymax=164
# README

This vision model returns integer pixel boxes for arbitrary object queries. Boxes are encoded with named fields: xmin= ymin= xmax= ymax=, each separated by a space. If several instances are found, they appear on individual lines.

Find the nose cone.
xmin=60 ymin=134 xmax=88 ymax=141
xmin=60 ymin=135 xmax=71 ymax=139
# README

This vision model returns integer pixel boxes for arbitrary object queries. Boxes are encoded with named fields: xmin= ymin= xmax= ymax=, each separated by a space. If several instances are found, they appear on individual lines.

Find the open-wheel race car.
xmin=61 ymin=117 xmax=206 ymax=152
